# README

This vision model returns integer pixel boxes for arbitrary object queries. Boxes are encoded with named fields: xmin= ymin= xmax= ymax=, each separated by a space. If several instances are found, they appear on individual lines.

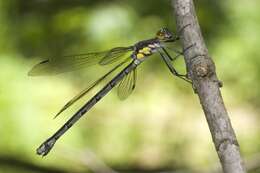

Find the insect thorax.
xmin=134 ymin=39 xmax=161 ymax=60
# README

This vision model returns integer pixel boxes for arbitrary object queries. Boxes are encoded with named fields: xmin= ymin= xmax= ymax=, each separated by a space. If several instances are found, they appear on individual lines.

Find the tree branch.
xmin=171 ymin=1 xmax=246 ymax=173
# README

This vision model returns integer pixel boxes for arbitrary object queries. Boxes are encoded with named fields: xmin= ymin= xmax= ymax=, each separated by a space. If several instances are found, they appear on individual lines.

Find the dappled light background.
xmin=0 ymin=0 xmax=260 ymax=173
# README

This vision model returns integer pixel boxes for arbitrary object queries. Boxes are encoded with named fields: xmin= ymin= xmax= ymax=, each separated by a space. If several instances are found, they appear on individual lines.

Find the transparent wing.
xmin=99 ymin=46 xmax=133 ymax=65
xmin=28 ymin=52 xmax=105 ymax=76
xmin=117 ymin=68 xmax=137 ymax=100
xmin=162 ymin=42 xmax=195 ymax=60
xmin=28 ymin=46 xmax=133 ymax=76
xmin=54 ymin=58 xmax=131 ymax=118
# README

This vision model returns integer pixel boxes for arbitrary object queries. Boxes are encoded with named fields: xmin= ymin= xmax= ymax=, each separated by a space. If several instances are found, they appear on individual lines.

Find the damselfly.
xmin=29 ymin=28 xmax=191 ymax=156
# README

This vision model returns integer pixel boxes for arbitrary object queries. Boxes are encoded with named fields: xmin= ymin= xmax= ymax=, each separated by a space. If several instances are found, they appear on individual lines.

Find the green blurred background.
xmin=0 ymin=0 xmax=260 ymax=173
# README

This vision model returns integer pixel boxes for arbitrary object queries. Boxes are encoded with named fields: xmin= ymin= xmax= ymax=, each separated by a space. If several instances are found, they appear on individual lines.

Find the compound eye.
xmin=156 ymin=31 xmax=165 ymax=39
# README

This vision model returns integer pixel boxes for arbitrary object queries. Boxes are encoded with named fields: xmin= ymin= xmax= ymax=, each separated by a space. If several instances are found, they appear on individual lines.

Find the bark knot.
xmin=217 ymin=138 xmax=239 ymax=153
xmin=191 ymin=55 xmax=215 ymax=79
xmin=195 ymin=65 xmax=208 ymax=77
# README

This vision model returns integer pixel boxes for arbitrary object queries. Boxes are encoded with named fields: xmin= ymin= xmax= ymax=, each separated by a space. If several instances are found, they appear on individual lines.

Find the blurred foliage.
xmin=0 ymin=0 xmax=260 ymax=173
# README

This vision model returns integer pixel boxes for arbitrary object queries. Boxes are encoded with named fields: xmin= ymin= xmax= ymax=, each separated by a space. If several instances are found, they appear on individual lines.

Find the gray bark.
xmin=171 ymin=0 xmax=246 ymax=173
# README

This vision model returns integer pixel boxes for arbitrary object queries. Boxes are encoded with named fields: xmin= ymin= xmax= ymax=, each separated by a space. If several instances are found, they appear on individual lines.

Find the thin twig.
xmin=171 ymin=0 xmax=246 ymax=173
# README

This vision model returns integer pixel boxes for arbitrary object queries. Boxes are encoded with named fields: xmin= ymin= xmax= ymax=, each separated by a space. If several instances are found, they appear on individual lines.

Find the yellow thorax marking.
xmin=137 ymin=53 xmax=144 ymax=59
xmin=137 ymin=47 xmax=153 ymax=59
xmin=139 ymin=47 xmax=151 ymax=55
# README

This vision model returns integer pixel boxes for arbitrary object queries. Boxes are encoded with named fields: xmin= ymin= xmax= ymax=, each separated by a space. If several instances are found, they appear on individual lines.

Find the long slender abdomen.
xmin=36 ymin=61 xmax=138 ymax=156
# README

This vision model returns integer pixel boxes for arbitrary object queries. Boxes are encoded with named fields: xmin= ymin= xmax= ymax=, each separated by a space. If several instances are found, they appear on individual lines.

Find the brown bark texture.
xmin=171 ymin=0 xmax=246 ymax=173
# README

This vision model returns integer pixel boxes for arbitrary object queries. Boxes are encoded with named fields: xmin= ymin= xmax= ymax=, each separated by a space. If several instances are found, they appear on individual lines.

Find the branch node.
xmin=214 ymin=79 xmax=223 ymax=88
xmin=217 ymin=138 xmax=239 ymax=153
xmin=191 ymin=55 xmax=212 ymax=78
xmin=195 ymin=65 xmax=208 ymax=77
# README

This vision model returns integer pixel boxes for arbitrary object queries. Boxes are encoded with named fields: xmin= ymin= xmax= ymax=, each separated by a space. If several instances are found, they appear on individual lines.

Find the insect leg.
xmin=159 ymin=49 xmax=192 ymax=84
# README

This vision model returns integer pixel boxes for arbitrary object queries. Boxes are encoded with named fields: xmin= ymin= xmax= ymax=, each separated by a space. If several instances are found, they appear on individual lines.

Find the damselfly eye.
xmin=156 ymin=30 xmax=165 ymax=39
xmin=156 ymin=28 xmax=173 ymax=41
